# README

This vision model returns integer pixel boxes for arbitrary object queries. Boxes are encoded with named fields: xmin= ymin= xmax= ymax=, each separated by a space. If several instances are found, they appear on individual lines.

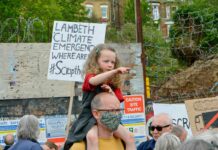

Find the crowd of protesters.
xmin=0 ymin=44 xmax=217 ymax=150
xmin=1 ymin=107 xmax=218 ymax=150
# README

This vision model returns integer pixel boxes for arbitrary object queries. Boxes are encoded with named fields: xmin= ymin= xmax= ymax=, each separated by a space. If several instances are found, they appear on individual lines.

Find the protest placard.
xmin=47 ymin=21 xmax=106 ymax=82
xmin=185 ymin=96 xmax=218 ymax=135
xmin=153 ymin=103 xmax=192 ymax=137
xmin=121 ymin=95 xmax=146 ymax=146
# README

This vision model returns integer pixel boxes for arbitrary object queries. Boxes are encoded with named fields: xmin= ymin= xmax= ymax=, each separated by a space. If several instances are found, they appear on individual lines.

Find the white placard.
xmin=47 ymin=21 xmax=106 ymax=82
xmin=153 ymin=103 xmax=192 ymax=138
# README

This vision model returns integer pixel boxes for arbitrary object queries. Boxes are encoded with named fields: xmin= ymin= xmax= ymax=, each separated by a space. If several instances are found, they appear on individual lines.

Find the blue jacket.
xmin=3 ymin=145 xmax=11 ymax=150
xmin=137 ymin=139 xmax=156 ymax=150
xmin=9 ymin=139 xmax=42 ymax=150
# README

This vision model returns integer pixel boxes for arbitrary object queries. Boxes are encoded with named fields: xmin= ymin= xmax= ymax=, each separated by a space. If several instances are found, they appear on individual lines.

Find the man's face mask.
xmin=100 ymin=111 xmax=122 ymax=131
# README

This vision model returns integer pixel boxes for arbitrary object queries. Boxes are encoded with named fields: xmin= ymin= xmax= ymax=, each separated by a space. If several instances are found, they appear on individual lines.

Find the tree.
xmin=0 ymin=0 xmax=21 ymax=20
xmin=170 ymin=1 xmax=218 ymax=66
xmin=123 ymin=0 xmax=151 ymax=25
xmin=0 ymin=0 xmax=87 ymax=42
xmin=144 ymin=26 xmax=181 ymax=85
xmin=58 ymin=0 xmax=87 ymax=22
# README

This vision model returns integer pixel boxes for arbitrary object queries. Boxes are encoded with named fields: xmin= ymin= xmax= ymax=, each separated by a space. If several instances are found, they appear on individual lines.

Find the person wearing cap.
xmin=137 ymin=113 xmax=173 ymax=150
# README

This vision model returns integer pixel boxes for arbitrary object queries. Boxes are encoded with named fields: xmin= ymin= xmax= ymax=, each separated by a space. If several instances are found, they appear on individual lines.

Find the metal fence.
xmin=0 ymin=17 xmax=52 ymax=42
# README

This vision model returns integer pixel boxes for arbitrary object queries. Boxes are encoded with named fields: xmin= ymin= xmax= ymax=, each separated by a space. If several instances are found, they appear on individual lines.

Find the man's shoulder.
xmin=69 ymin=141 xmax=85 ymax=150
xmin=137 ymin=139 xmax=155 ymax=150
xmin=99 ymin=137 xmax=125 ymax=150
xmin=70 ymin=137 xmax=125 ymax=150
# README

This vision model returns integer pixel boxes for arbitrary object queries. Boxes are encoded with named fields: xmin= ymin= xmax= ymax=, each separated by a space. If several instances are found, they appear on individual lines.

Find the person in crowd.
xmin=137 ymin=113 xmax=173 ymax=150
xmin=42 ymin=141 xmax=58 ymax=150
xmin=154 ymin=132 xmax=181 ymax=150
xmin=70 ymin=92 xmax=126 ymax=150
xmin=179 ymin=130 xmax=218 ymax=150
xmin=64 ymin=44 xmax=135 ymax=150
xmin=194 ymin=129 xmax=218 ymax=146
xmin=179 ymin=139 xmax=216 ymax=150
xmin=9 ymin=115 xmax=42 ymax=150
xmin=3 ymin=134 xmax=14 ymax=150
xmin=171 ymin=125 xmax=188 ymax=142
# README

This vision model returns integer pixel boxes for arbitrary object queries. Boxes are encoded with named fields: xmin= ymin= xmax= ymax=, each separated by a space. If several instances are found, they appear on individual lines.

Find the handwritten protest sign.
xmin=185 ymin=96 xmax=218 ymax=135
xmin=47 ymin=21 xmax=106 ymax=82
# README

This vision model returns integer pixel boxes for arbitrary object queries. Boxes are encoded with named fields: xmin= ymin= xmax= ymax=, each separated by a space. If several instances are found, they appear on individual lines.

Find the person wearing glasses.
xmin=69 ymin=92 xmax=127 ymax=150
xmin=64 ymin=44 xmax=135 ymax=150
xmin=137 ymin=113 xmax=173 ymax=150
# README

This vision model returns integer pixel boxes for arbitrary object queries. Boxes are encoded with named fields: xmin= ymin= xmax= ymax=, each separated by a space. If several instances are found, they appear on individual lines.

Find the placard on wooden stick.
xmin=47 ymin=21 xmax=106 ymax=82
xmin=47 ymin=21 xmax=106 ymax=137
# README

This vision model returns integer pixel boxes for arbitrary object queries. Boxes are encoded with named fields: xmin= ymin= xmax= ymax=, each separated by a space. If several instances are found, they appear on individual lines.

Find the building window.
xmin=167 ymin=24 xmax=171 ymax=37
xmin=85 ymin=4 xmax=93 ymax=18
xmin=165 ymin=21 xmax=174 ymax=37
xmin=166 ymin=6 xmax=170 ymax=19
xmin=152 ymin=3 xmax=160 ymax=20
xmin=100 ymin=5 xmax=108 ymax=19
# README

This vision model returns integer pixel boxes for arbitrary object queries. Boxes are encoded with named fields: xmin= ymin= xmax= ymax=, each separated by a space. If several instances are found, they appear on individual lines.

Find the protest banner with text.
xmin=47 ymin=21 xmax=106 ymax=82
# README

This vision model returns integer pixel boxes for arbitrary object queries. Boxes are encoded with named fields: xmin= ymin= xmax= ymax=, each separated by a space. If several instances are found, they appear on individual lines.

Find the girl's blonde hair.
xmin=83 ymin=44 xmax=122 ymax=88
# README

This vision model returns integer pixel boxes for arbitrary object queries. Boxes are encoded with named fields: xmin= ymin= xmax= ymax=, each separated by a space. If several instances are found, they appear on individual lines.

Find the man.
xmin=137 ymin=113 xmax=173 ymax=150
xmin=171 ymin=125 xmax=187 ymax=142
xmin=70 ymin=92 xmax=125 ymax=150
xmin=3 ymin=134 xmax=14 ymax=150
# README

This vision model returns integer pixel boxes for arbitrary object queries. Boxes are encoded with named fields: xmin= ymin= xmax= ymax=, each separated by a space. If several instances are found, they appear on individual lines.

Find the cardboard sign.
xmin=185 ymin=96 xmax=218 ymax=135
xmin=47 ymin=21 xmax=106 ymax=82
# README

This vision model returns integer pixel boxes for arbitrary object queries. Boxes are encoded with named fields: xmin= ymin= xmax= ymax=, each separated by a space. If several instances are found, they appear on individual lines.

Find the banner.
xmin=0 ymin=117 xmax=46 ymax=145
xmin=47 ymin=21 xmax=106 ymax=82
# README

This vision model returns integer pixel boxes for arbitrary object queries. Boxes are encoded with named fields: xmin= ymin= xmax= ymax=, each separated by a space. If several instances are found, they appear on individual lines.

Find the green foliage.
xmin=0 ymin=0 xmax=21 ymax=20
xmin=0 ymin=0 xmax=87 ymax=42
xmin=106 ymin=23 xmax=136 ymax=43
xmin=144 ymin=26 xmax=181 ymax=85
xmin=124 ymin=0 xmax=151 ymax=25
xmin=170 ymin=2 xmax=218 ymax=66
xmin=58 ymin=0 xmax=87 ymax=22
xmin=105 ymin=23 xmax=181 ymax=85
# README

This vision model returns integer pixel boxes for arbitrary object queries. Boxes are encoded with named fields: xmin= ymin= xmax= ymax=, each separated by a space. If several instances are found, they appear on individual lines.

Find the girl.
xmin=64 ymin=44 xmax=136 ymax=150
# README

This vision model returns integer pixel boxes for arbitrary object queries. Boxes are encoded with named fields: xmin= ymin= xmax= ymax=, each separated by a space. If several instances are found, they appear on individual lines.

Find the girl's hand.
xmin=116 ymin=67 xmax=130 ymax=74
xmin=101 ymin=84 xmax=114 ymax=94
